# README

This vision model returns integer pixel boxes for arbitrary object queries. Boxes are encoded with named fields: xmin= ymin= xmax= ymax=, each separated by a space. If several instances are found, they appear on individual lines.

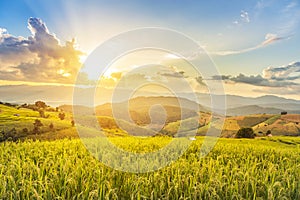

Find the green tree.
xmin=235 ymin=127 xmax=255 ymax=138
xmin=49 ymin=123 xmax=54 ymax=130
xmin=39 ymin=110 xmax=45 ymax=118
xmin=22 ymin=128 xmax=28 ymax=134
xmin=58 ymin=113 xmax=65 ymax=120
xmin=35 ymin=101 xmax=47 ymax=109
xmin=33 ymin=119 xmax=43 ymax=134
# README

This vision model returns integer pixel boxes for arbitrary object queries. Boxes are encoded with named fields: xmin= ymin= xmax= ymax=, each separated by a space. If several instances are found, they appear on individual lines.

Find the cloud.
xmin=229 ymin=73 xmax=297 ymax=87
xmin=214 ymin=33 xmax=289 ymax=56
xmin=159 ymin=71 xmax=185 ymax=78
xmin=218 ymin=73 xmax=297 ymax=87
xmin=195 ymin=76 xmax=206 ymax=86
xmin=0 ymin=17 xmax=83 ymax=84
xmin=217 ymin=1 xmax=299 ymax=57
xmin=212 ymin=61 xmax=300 ymax=89
xmin=240 ymin=10 xmax=250 ymax=23
xmin=262 ymin=33 xmax=287 ymax=45
xmin=232 ymin=10 xmax=250 ymax=25
xmin=263 ymin=61 xmax=300 ymax=81
xmin=110 ymin=72 xmax=123 ymax=80
xmin=211 ymin=75 xmax=232 ymax=80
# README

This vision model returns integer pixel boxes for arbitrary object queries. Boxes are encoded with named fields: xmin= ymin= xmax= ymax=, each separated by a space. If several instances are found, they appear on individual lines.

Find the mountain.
xmin=226 ymin=105 xmax=283 ymax=116
xmin=59 ymin=105 xmax=94 ymax=115
xmin=193 ymin=93 xmax=300 ymax=109
xmin=257 ymin=103 xmax=300 ymax=111
xmin=1 ymin=85 xmax=300 ymax=111
xmin=95 ymin=96 xmax=203 ymax=125
xmin=226 ymin=105 xmax=300 ymax=116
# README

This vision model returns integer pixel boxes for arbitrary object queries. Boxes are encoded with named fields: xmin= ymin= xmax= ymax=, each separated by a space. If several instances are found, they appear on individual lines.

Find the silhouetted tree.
xmin=58 ymin=113 xmax=65 ymax=120
xmin=33 ymin=119 xmax=43 ymax=134
xmin=22 ymin=128 xmax=28 ymax=134
xmin=235 ymin=127 xmax=255 ymax=138
xmin=0 ymin=131 xmax=4 ymax=142
xmin=39 ymin=110 xmax=45 ymax=118
xmin=49 ymin=123 xmax=54 ymax=130
xmin=35 ymin=101 xmax=47 ymax=109
xmin=71 ymin=120 xmax=75 ymax=127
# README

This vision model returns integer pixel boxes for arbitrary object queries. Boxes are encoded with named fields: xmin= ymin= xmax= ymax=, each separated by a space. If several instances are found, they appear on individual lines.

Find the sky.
xmin=0 ymin=0 xmax=300 ymax=100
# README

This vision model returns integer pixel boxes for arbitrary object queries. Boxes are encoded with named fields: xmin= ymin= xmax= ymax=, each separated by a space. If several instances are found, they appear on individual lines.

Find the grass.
xmin=1 ymin=103 xmax=300 ymax=198
xmin=0 ymin=136 xmax=299 ymax=199
xmin=0 ymin=104 xmax=74 ymax=140
xmin=264 ymin=115 xmax=281 ymax=125
xmin=237 ymin=116 xmax=270 ymax=127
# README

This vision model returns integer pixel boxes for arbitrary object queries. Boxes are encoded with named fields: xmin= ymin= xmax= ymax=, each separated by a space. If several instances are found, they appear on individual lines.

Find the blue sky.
xmin=0 ymin=0 xmax=300 ymax=99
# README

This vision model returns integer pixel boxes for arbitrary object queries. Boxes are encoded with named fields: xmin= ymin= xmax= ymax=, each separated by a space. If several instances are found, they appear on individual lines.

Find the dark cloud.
xmin=211 ymin=75 xmax=232 ymax=80
xmin=0 ymin=18 xmax=83 ymax=83
xmin=231 ymin=73 xmax=297 ymax=87
xmin=263 ymin=61 xmax=300 ymax=81
xmin=159 ymin=71 xmax=185 ymax=78
xmin=195 ymin=76 xmax=206 ymax=86
xmin=211 ymin=61 xmax=300 ymax=89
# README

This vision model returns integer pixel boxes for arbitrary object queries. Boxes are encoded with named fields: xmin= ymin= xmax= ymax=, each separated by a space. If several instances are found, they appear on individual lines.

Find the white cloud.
xmin=0 ymin=18 xmax=83 ymax=84
xmin=213 ymin=33 xmax=289 ymax=56
xmin=240 ymin=10 xmax=250 ymax=23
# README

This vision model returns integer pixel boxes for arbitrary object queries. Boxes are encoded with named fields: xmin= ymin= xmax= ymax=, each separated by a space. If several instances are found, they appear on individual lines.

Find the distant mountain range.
xmin=226 ymin=105 xmax=300 ymax=116
xmin=1 ymin=85 xmax=300 ymax=116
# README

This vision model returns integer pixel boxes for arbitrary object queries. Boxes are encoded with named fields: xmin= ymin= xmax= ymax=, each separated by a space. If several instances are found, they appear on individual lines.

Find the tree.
xmin=58 ymin=112 xmax=65 ymax=120
xmin=0 ymin=131 xmax=4 ymax=142
xmin=39 ymin=110 xmax=45 ymax=118
xmin=33 ymin=119 xmax=43 ymax=134
xmin=71 ymin=120 xmax=75 ymax=127
xmin=35 ymin=101 xmax=47 ymax=109
xmin=22 ymin=128 xmax=28 ymax=134
xmin=266 ymin=130 xmax=272 ymax=136
xmin=49 ymin=123 xmax=54 ymax=130
xmin=235 ymin=127 xmax=255 ymax=138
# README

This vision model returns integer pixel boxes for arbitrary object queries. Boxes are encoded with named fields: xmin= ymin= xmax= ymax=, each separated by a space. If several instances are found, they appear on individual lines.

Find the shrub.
xmin=49 ymin=123 xmax=54 ymax=130
xmin=33 ymin=119 xmax=43 ymax=134
xmin=35 ymin=101 xmax=47 ymax=109
xmin=58 ymin=113 xmax=65 ymax=120
xmin=22 ymin=128 xmax=29 ymax=134
xmin=39 ymin=110 xmax=45 ymax=118
xmin=235 ymin=127 xmax=255 ymax=138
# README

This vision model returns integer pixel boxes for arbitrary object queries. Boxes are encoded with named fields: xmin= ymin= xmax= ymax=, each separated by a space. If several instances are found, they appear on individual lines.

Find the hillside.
xmin=1 ymin=98 xmax=300 ymax=141
xmin=222 ymin=114 xmax=300 ymax=137
xmin=0 ymin=103 xmax=77 ymax=141
xmin=0 ymin=103 xmax=159 ymax=140
xmin=226 ymin=105 xmax=284 ymax=116
xmin=96 ymin=96 xmax=203 ymax=125
xmin=226 ymin=105 xmax=300 ymax=116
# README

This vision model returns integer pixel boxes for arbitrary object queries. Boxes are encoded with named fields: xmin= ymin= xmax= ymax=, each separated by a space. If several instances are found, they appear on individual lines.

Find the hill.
xmin=1 ymin=98 xmax=300 ymax=141
xmin=0 ymin=103 xmax=76 ymax=141
xmin=226 ymin=105 xmax=300 ymax=116
xmin=95 ymin=96 xmax=203 ymax=125
xmin=222 ymin=114 xmax=300 ymax=137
